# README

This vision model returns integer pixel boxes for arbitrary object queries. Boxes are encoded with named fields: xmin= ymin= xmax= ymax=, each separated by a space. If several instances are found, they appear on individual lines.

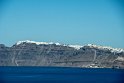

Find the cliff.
xmin=0 ymin=40 xmax=124 ymax=68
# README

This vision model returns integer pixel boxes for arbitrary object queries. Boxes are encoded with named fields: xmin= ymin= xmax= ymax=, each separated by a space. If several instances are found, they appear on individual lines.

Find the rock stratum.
xmin=0 ymin=40 xmax=124 ymax=68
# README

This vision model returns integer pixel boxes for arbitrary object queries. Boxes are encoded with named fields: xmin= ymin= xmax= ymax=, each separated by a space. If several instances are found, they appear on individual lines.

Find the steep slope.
xmin=0 ymin=40 xmax=124 ymax=68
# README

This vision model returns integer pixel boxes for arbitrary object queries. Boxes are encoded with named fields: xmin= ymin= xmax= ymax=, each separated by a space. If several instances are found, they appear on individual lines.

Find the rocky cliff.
xmin=0 ymin=40 xmax=124 ymax=68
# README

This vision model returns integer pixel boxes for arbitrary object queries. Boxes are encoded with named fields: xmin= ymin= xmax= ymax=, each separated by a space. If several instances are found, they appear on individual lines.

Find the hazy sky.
xmin=0 ymin=0 xmax=124 ymax=48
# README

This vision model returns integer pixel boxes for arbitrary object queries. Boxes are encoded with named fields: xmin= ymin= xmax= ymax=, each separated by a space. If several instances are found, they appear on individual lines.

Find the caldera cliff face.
xmin=0 ymin=40 xmax=124 ymax=68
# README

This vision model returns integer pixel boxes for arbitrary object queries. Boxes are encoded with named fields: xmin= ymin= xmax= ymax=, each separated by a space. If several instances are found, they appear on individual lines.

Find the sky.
xmin=0 ymin=0 xmax=124 ymax=48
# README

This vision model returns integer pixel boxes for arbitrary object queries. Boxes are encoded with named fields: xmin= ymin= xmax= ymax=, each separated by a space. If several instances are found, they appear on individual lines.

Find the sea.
xmin=0 ymin=66 xmax=124 ymax=83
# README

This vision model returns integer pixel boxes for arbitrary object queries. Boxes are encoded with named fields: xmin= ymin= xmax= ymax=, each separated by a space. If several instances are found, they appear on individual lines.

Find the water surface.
xmin=0 ymin=67 xmax=124 ymax=83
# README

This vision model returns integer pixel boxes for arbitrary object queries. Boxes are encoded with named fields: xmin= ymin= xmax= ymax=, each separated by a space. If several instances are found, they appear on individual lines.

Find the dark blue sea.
xmin=0 ymin=67 xmax=124 ymax=83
